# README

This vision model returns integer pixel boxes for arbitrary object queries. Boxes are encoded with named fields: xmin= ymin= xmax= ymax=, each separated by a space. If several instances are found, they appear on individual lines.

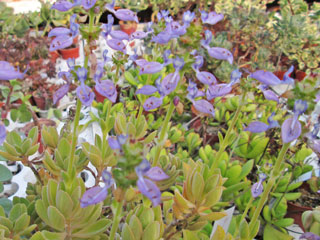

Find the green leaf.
xmin=9 ymin=204 xmax=27 ymax=222
xmin=47 ymin=206 xmax=66 ymax=231
xmin=263 ymin=223 xmax=293 ymax=240
xmin=0 ymin=199 xmax=12 ymax=215
xmin=0 ymin=164 xmax=12 ymax=181
xmin=13 ymin=213 xmax=30 ymax=233
xmin=238 ymin=159 xmax=254 ymax=179
xmin=129 ymin=215 xmax=143 ymax=240
xmin=125 ymin=71 xmax=139 ymax=86
xmin=121 ymin=223 xmax=136 ymax=240
xmin=239 ymin=219 xmax=250 ymax=240
xmin=274 ymin=218 xmax=294 ymax=228
xmin=72 ymin=219 xmax=110 ymax=238
xmin=142 ymin=222 xmax=160 ymax=240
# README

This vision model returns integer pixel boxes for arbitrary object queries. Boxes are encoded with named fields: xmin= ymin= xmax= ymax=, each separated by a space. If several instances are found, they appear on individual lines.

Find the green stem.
xmin=137 ymin=104 xmax=143 ymax=122
xmin=211 ymin=92 xmax=246 ymax=170
xmin=109 ymin=199 xmax=124 ymax=240
xmin=152 ymin=101 xmax=175 ymax=167
xmin=248 ymin=142 xmax=290 ymax=236
xmin=67 ymin=99 xmax=82 ymax=175
xmin=114 ymin=65 xmax=120 ymax=83
xmin=234 ymin=197 xmax=253 ymax=237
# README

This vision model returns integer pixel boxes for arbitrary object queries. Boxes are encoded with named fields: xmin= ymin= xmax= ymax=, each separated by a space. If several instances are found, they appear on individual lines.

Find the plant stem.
xmin=248 ymin=142 xmax=290 ymax=236
xmin=67 ymin=99 xmax=82 ymax=176
xmin=109 ymin=199 xmax=124 ymax=240
xmin=114 ymin=64 xmax=120 ymax=83
xmin=152 ymin=101 xmax=175 ymax=167
xmin=233 ymin=196 xmax=253 ymax=237
xmin=211 ymin=92 xmax=246 ymax=170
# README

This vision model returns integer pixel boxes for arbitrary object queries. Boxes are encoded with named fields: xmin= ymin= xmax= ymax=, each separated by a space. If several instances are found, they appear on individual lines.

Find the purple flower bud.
xmin=67 ymin=58 xmax=75 ymax=70
xmin=50 ymin=34 xmax=74 ymax=51
xmin=201 ymin=30 xmax=213 ymax=47
xmin=250 ymin=70 xmax=281 ymax=86
xmin=76 ymin=84 xmax=94 ymax=106
xmin=108 ymin=136 xmax=121 ymax=149
xmin=173 ymin=57 xmax=185 ymax=71
xmin=95 ymin=80 xmax=117 ymax=103
xmin=251 ymin=173 xmax=267 ymax=198
xmin=173 ymin=96 xmax=180 ymax=106
xmin=70 ymin=22 xmax=79 ymax=37
xmin=101 ymin=169 xmax=114 ymax=186
xmin=143 ymin=96 xmax=163 ymax=111
xmin=230 ymin=69 xmax=242 ymax=84
xmin=261 ymin=89 xmax=279 ymax=102
xmin=110 ymin=30 xmax=129 ymax=41
xmin=267 ymin=112 xmax=280 ymax=129
xmin=76 ymin=67 xmax=87 ymax=83
xmin=0 ymin=124 xmax=6 ymax=145
xmin=136 ymin=59 xmax=164 ymax=74
xmin=51 ymin=0 xmax=78 ymax=12
xmin=192 ymin=55 xmax=204 ymax=70
xmin=105 ymin=0 xmax=115 ymax=12
xmin=161 ymin=72 xmax=180 ymax=95
xmin=163 ymin=50 xmax=172 ymax=66
xmin=206 ymin=47 xmax=233 ymax=65
xmin=114 ymin=9 xmax=138 ymax=23
xmin=0 ymin=61 xmax=27 ymax=80
xmin=300 ymin=232 xmax=320 ymax=240
xmin=82 ymin=0 xmax=96 ymax=10
xmin=193 ymin=99 xmax=215 ymax=118
xmin=145 ymin=167 xmax=169 ymax=181
xmin=53 ymin=84 xmax=70 ymax=105
xmin=206 ymin=84 xmax=232 ymax=100
xmin=200 ymin=10 xmax=224 ymax=25
xmin=94 ymin=6 xmax=100 ymax=14
xmin=136 ymin=85 xmax=158 ymax=95
xmin=196 ymin=71 xmax=217 ymax=85
xmin=107 ymin=39 xmax=126 ymax=53
xmin=281 ymin=117 xmax=302 ymax=143
xmin=103 ymin=50 xmax=111 ymax=63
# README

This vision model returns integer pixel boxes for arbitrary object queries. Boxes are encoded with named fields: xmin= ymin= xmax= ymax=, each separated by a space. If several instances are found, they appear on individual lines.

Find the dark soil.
xmin=294 ymin=188 xmax=320 ymax=208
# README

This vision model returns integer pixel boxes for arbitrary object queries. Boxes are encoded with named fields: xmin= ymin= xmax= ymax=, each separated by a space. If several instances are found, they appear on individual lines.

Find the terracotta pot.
xmin=295 ymin=70 xmax=306 ymax=82
xmin=93 ymin=88 xmax=106 ymax=103
xmin=32 ymin=95 xmax=46 ymax=110
xmin=119 ymin=20 xmax=138 ymax=35
xmin=59 ymin=46 xmax=80 ymax=60
xmin=50 ymin=51 xmax=60 ymax=63
xmin=286 ymin=201 xmax=312 ymax=231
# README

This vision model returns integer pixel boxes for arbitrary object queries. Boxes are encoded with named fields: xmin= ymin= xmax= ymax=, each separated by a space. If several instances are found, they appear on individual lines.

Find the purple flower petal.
xmin=108 ymin=136 xmax=121 ymax=149
xmin=107 ymin=39 xmax=126 ymax=53
xmin=192 ymin=55 xmax=204 ymax=70
xmin=130 ymin=31 xmax=147 ymax=40
xmin=101 ymin=169 xmax=114 ymax=187
xmin=183 ymin=10 xmax=195 ymax=26
xmin=48 ymin=27 xmax=71 ymax=38
xmin=137 ymin=178 xmax=161 ymax=206
xmin=53 ymin=84 xmax=70 ymax=105
xmin=206 ymin=84 xmax=232 ymax=100
xmin=110 ymin=30 xmax=129 ymax=40
xmin=170 ymin=21 xmax=187 ymax=37
xmin=267 ymin=113 xmax=280 ymax=129
xmin=135 ymin=159 xmax=151 ymax=178
xmin=95 ymin=80 xmax=117 ymax=103
xmin=0 ymin=124 xmax=6 ymax=145
xmin=300 ymin=232 xmax=320 ymax=240
xmin=80 ymin=186 xmax=109 ymax=208
xmin=115 ymin=9 xmax=138 ymax=23
xmin=281 ymin=117 xmax=302 ymax=143
xmin=200 ymin=10 xmax=224 ymax=25
xmin=294 ymin=100 xmax=308 ymax=115
xmin=161 ymin=72 xmax=180 ymax=95
xmin=244 ymin=121 xmax=269 ymax=133
xmin=143 ymin=96 xmax=163 ymax=111
xmin=193 ymin=99 xmax=215 ymax=117
xmin=136 ymin=85 xmax=158 ymax=95
xmin=196 ymin=71 xmax=217 ymax=85
xmin=51 ymin=0 xmax=75 ymax=12
xmin=50 ymin=35 xmax=73 ymax=51
xmin=0 ymin=61 xmax=26 ymax=80
xmin=136 ymin=60 xmax=163 ymax=75
xmin=76 ymin=84 xmax=94 ymax=107
xmin=82 ymin=0 xmax=96 ymax=10
xmin=207 ymin=47 xmax=233 ymax=64
xmin=251 ymin=182 xmax=263 ymax=198
xmin=230 ymin=69 xmax=242 ymax=84
xmin=262 ymin=89 xmax=279 ymax=102
xmin=76 ymin=67 xmax=88 ymax=83
xmin=145 ymin=167 xmax=169 ymax=181
xmin=151 ymin=30 xmax=172 ymax=44
xmin=172 ymin=57 xmax=185 ymax=71
xmin=282 ymin=65 xmax=294 ymax=84
xmin=250 ymin=70 xmax=281 ymax=86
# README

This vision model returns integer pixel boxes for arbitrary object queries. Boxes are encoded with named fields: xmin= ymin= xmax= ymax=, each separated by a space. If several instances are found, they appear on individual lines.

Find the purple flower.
xmin=110 ymin=30 xmax=129 ymax=41
xmin=105 ymin=0 xmax=138 ymax=23
xmin=170 ymin=21 xmax=187 ymax=37
xmin=101 ymin=15 xmax=114 ymax=38
xmin=173 ymin=96 xmax=180 ymax=106
xmin=0 ymin=61 xmax=27 ymax=80
xmin=130 ymin=31 xmax=148 ymax=40
xmin=200 ymin=10 xmax=224 ymax=25
xmin=157 ymin=10 xmax=170 ymax=22
xmin=230 ymin=69 xmax=242 ymax=84
xmin=136 ymin=85 xmax=158 ymax=95
xmin=143 ymin=96 xmax=163 ymax=111
xmin=151 ymin=29 xmax=173 ymax=44
xmin=259 ymin=85 xmax=279 ymax=102
xmin=135 ymin=159 xmax=169 ymax=206
xmin=281 ymin=100 xmax=307 ymax=143
xmin=135 ymin=59 xmax=164 ymax=75
xmin=76 ymin=67 xmax=87 ymax=82
xmin=161 ymin=72 xmax=180 ymax=95
xmin=206 ymin=84 xmax=232 ymax=100
xmin=102 ymin=50 xmax=111 ymax=63
xmin=250 ymin=70 xmax=281 ymax=86
xmin=80 ymin=170 xmax=114 ymax=208
xmin=82 ymin=0 xmax=96 ymax=10
xmin=50 ymin=35 xmax=73 ymax=51
xmin=51 ymin=0 xmax=80 ymax=12
xmin=193 ymin=99 xmax=215 ymax=118
xmin=107 ymin=39 xmax=126 ymax=53
xmin=95 ymin=80 xmax=117 ymax=103
xmin=183 ymin=10 xmax=195 ymax=26
xmin=76 ymin=84 xmax=94 ymax=107
xmin=67 ymin=58 xmax=75 ymax=70
xmin=192 ymin=55 xmax=204 ymax=70
xmin=187 ymin=80 xmax=205 ymax=100
xmin=251 ymin=173 xmax=267 ymax=198
xmin=108 ymin=134 xmax=128 ymax=150
xmin=245 ymin=112 xmax=279 ymax=133
xmin=0 ymin=124 xmax=6 ymax=145
xmin=300 ymin=232 xmax=320 ymax=240
xmin=201 ymin=30 xmax=213 ymax=47
xmin=206 ymin=47 xmax=233 ymax=65
xmin=53 ymin=71 xmax=72 ymax=105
